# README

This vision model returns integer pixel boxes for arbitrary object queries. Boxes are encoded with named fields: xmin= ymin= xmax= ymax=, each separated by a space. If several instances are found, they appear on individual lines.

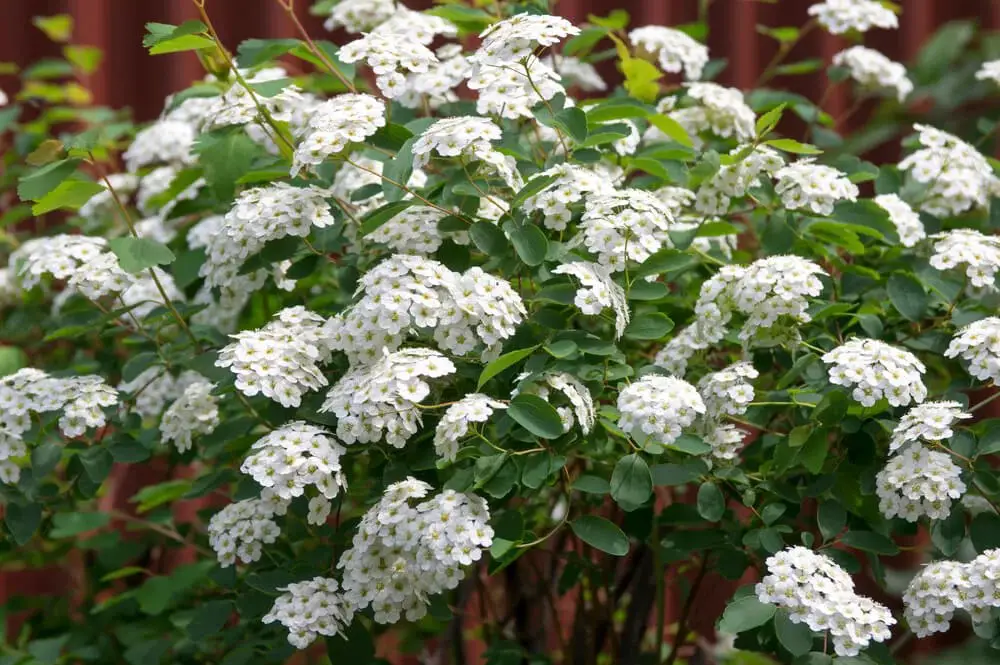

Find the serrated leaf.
xmin=32 ymin=179 xmax=104 ymax=214
xmin=109 ymin=237 xmax=176 ymax=273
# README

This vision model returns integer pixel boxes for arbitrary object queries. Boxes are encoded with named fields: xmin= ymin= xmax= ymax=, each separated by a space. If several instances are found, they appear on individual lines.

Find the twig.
xmin=273 ymin=0 xmax=358 ymax=93
xmin=663 ymin=555 xmax=709 ymax=665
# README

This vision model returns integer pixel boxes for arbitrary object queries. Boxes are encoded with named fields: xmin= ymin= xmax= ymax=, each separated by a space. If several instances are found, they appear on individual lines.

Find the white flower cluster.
xmin=119 ymin=269 xmax=186 ymax=324
xmin=579 ymin=189 xmax=676 ymax=272
xmin=654 ymin=325 xmax=710 ymax=377
xmin=823 ymin=338 xmax=927 ymax=407
xmin=325 ymin=254 xmax=525 ymax=364
xmin=207 ymin=493 xmax=287 ymax=567
xmin=876 ymin=443 xmax=965 ymax=521
xmin=134 ymin=165 xmax=204 ymax=217
xmin=323 ymin=0 xmax=395 ymax=32
xmin=434 ymin=394 xmax=507 ymax=462
xmin=698 ymin=362 xmax=758 ymax=420
xmin=217 ymin=307 xmax=335 ymax=408
xmin=264 ymin=577 xmax=353 ymax=649
xmin=160 ymin=380 xmax=219 ymax=453
xmin=367 ymin=206 xmax=448 ymax=254
xmin=338 ymin=479 xmax=493 ymax=624
xmin=945 ymin=317 xmax=1000 ymax=383
xmin=339 ymin=32 xmax=438 ymax=99
xmin=898 ymin=124 xmax=1000 ymax=217
xmin=321 ymin=348 xmax=456 ymax=448
xmin=774 ymin=160 xmax=859 ymax=216
xmin=694 ymin=255 xmax=827 ymax=345
xmin=514 ymin=371 xmax=596 ymax=436
xmin=117 ymin=368 xmax=205 ymax=419
xmin=546 ymin=55 xmax=606 ymax=91
xmin=468 ymin=56 xmax=565 ymax=120
xmin=694 ymin=145 xmax=784 ymax=216
xmin=372 ymin=8 xmax=457 ymax=45
xmin=617 ymin=374 xmax=705 ymax=451
xmin=522 ymin=163 xmax=618 ymax=230
xmin=241 ymin=422 xmax=347 ymax=525
xmin=200 ymin=183 xmax=335 ymax=289
xmin=398 ymin=44 xmax=470 ymax=108
xmin=474 ymin=13 xmax=579 ymax=66
xmin=890 ymin=401 xmax=971 ymax=454
xmin=929 ymin=229 xmax=1000 ymax=289
xmin=12 ymin=235 xmax=131 ymax=299
xmin=832 ymin=46 xmax=912 ymax=101
xmin=290 ymin=94 xmax=386 ymax=176
xmin=808 ymin=0 xmax=898 ymax=35
xmin=205 ymin=81 xmax=314 ymax=135
xmin=123 ymin=119 xmax=196 ymax=171
xmin=976 ymin=59 xmax=1000 ymax=85
xmin=873 ymin=194 xmax=925 ymax=247
xmin=675 ymin=82 xmax=756 ymax=142
xmin=412 ymin=116 xmax=523 ymax=190
xmin=628 ymin=26 xmax=709 ymax=81
xmin=703 ymin=423 xmax=747 ymax=463
xmin=903 ymin=550 xmax=1000 ymax=637
xmin=756 ymin=546 xmax=895 ymax=657
xmin=552 ymin=261 xmax=630 ymax=339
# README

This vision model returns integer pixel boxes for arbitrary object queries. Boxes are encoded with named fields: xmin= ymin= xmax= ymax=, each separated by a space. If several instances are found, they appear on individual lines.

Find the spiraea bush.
xmin=4 ymin=0 xmax=1000 ymax=663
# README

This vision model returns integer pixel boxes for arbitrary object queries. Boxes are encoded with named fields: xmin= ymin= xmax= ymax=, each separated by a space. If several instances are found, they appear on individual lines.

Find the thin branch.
xmin=663 ymin=555 xmax=710 ymax=665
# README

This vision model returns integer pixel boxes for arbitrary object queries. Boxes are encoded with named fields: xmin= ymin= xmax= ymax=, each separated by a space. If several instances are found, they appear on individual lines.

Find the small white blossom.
xmin=876 ymin=443 xmax=966 ymax=521
xmin=617 ymin=374 xmax=705 ymax=451
xmin=553 ymin=261 xmax=630 ymax=339
xmin=833 ymin=46 xmax=912 ymax=101
xmin=123 ymin=119 xmax=197 ymax=171
xmin=929 ymin=229 xmax=1000 ymax=289
xmin=290 ymin=94 xmax=386 ymax=176
xmin=874 ymin=194 xmax=925 ymax=247
xmin=808 ymin=0 xmax=898 ymax=35
xmin=372 ymin=8 xmax=457 ymax=45
xmin=903 ymin=560 xmax=968 ymax=637
xmin=412 ymin=117 xmax=523 ymax=190
xmin=628 ymin=26 xmax=709 ymax=81
xmin=890 ymin=401 xmax=971 ymax=454
xmin=774 ymin=160 xmax=859 ymax=216
xmin=976 ymin=59 xmax=1000 ymax=85
xmin=823 ymin=338 xmax=927 ymax=407
xmin=698 ymin=362 xmax=758 ymax=420
xmin=522 ymin=164 xmax=618 ymax=231
xmin=654 ymin=326 xmax=710 ymax=377
xmin=434 ymin=394 xmax=506 ymax=462
xmin=117 ymin=368 xmax=205 ymax=419
xmin=694 ymin=144 xmax=784 ymax=215
xmin=468 ymin=56 xmax=565 ymax=121
xmin=945 ymin=317 xmax=1000 ymax=384
xmin=12 ymin=235 xmax=132 ymax=299
xmin=580 ymin=189 xmax=676 ymax=272
xmin=207 ymin=493 xmax=287 ymax=567
xmin=474 ymin=14 xmax=580 ymax=67
xmin=160 ymin=381 xmax=219 ymax=453
xmin=340 ymin=32 xmax=438 ymax=99
xmin=544 ymin=55 xmax=606 ymax=91
xmin=323 ymin=0 xmax=395 ymax=33
xmin=264 ymin=577 xmax=353 ymax=649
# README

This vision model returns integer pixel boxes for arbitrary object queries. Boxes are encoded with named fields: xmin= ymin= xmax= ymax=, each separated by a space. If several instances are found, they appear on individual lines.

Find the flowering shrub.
xmin=5 ymin=1 xmax=1000 ymax=664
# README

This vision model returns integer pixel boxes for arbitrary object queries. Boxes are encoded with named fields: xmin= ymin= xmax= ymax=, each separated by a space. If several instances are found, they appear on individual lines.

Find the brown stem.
xmin=663 ymin=554 xmax=710 ymax=665
xmin=273 ymin=0 xmax=358 ymax=94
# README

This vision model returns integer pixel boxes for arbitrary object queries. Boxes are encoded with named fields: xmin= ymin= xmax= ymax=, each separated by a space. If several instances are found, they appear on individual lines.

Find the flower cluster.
xmin=672 ymin=82 xmax=756 ymax=142
xmin=774 ymin=160 xmax=858 ymax=216
xmin=899 ymin=124 xmax=1000 ymax=217
xmin=241 ymin=422 xmax=347 ymax=525
xmin=876 ymin=443 xmax=965 ymax=521
xmin=903 ymin=550 xmax=1000 ymax=637
xmin=808 ymin=0 xmax=899 ymax=34
xmin=207 ymin=494 xmax=287 ymax=567
xmin=325 ymin=254 xmax=525 ymax=364
xmin=703 ymin=424 xmax=748 ymax=463
xmin=12 ymin=235 xmax=132 ymax=299
xmin=579 ymin=190 xmax=676 ymax=272
xmin=629 ymin=26 xmax=709 ymax=81
xmin=332 ymin=154 xmax=428 ymax=217
xmin=654 ymin=325 xmax=711 ymax=377
xmin=977 ymin=59 xmax=1000 ymax=85
xmin=756 ymin=546 xmax=895 ymax=657
xmin=832 ymin=46 xmax=912 ymax=101
xmin=468 ymin=56 xmax=565 ymax=120
xmin=945 ymin=317 xmax=1000 ymax=383
xmin=399 ymin=44 xmax=470 ymax=108
xmin=890 ymin=401 xmax=971 ymax=454
xmin=412 ymin=116 xmax=522 ymax=189
xmin=522 ymin=163 xmax=619 ymax=230
xmin=290 ymin=94 xmax=386 ymax=176
xmin=473 ymin=13 xmax=579 ymax=66
xmin=553 ymin=261 xmax=630 ymax=339
xmin=546 ymin=55 xmax=606 ymax=91
xmin=263 ymin=577 xmax=354 ymax=649
xmin=160 ymin=380 xmax=219 ymax=453
xmin=434 ymin=394 xmax=507 ymax=462
xmin=697 ymin=362 xmax=758 ymax=420
xmin=322 ymin=348 xmax=456 ymax=448
xmin=322 ymin=0 xmax=395 ymax=32
xmin=118 ymin=368 xmax=204 ymax=419
xmin=339 ymin=32 xmax=438 ymax=99
xmin=823 ymin=338 xmax=927 ymax=407
xmin=515 ymin=372 xmax=596 ymax=436
xmin=929 ymin=229 xmax=1000 ymax=290
xmin=217 ymin=307 xmax=335 ymax=408
xmin=123 ymin=119 xmax=196 ymax=171
xmin=694 ymin=255 xmax=827 ymax=345
xmin=338 ymin=479 xmax=492 ymax=624
xmin=694 ymin=145 xmax=784 ymax=215
xmin=874 ymin=194 xmax=925 ymax=247
xmin=368 ymin=206 xmax=452 ymax=254
xmin=617 ymin=374 xmax=706 ymax=451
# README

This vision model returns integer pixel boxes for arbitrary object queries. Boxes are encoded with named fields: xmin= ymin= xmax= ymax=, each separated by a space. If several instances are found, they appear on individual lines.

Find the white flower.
xmin=119 ymin=268 xmax=185 ymax=324
xmin=123 ymin=119 xmax=197 ymax=171
xmin=833 ymin=46 xmax=912 ymax=101
xmin=903 ymin=560 xmax=968 ymax=637
xmin=331 ymin=154 xmax=428 ymax=217
xmin=467 ymin=56 xmax=565 ymax=120
xmin=929 ymin=229 xmax=1000 ymax=289
xmin=873 ymin=194 xmax=925 ymax=247
xmin=412 ymin=116 xmax=523 ymax=190
xmin=890 ymin=401 xmax=971 ymax=454
xmin=756 ymin=546 xmax=895 ymax=657
xmin=679 ymin=82 xmax=756 ymax=142
xmin=553 ymin=261 xmax=630 ymax=339
xmin=617 ymin=374 xmax=705 ymax=451
xmin=367 ymin=206 xmax=449 ymax=254
xmin=217 ymin=307 xmax=335 ymax=408
xmin=241 ymin=422 xmax=347 ymax=520
xmin=340 ymin=32 xmax=438 ymax=99
xmin=774 ymin=160 xmax=859 ymax=216
xmin=544 ymin=55 xmax=606 ymax=91
xmin=322 ymin=348 xmax=456 ymax=448
xmin=118 ymin=368 xmax=204 ymax=419
xmin=808 ymin=0 xmax=898 ymax=35
xmin=522 ymin=164 xmax=619 ymax=231
xmin=338 ymin=479 xmax=492 ymax=623
xmin=823 ymin=338 xmax=927 ymax=407
xmin=898 ymin=124 xmax=999 ymax=217
xmin=398 ymin=44 xmax=471 ymax=109
xmin=135 ymin=165 xmax=204 ymax=217
xmin=945 ymin=317 xmax=1000 ymax=384
xmin=323 ymin=0 xmax=395 ymax=33
xmin=434 ymin=394 xmax=506 ymax=462
xmin=694 ymin=144 xmax=784 ymax=216
xmin=11 ymin=235 xmax=133 ymax=299
xmin=876 ymin=443 xmax=966 ymax=521
xmin=653 ymin=325 xmax=710 ymax=377
xmin=579 ymin=189 xmax=676 ymax=272
xmin=628 ymin=26 xmax=709 ymax=81
xmin=976 ymin=59 xmax=1000 ymax=85
xmin=160 ymin=381 xmax=219 ymax=453
xmin=703 ymin=423 xmax=748 ymax=463
xmin=264 ymin=577 xmax=353 ymax=648
xmin=474 ymin=14 xmax=580 ymax=67
xmin=290 ymin=94 xmax=386 ymax=176
xmin=372 ymin=8 xmax=457 ymax=45
xmin=514 ymin=372 xmax=596 ymax=436
xmin=207 ymin=493 xmax=287 ymax=567
xmin=698 ymin=362 xmax=758 ymax=420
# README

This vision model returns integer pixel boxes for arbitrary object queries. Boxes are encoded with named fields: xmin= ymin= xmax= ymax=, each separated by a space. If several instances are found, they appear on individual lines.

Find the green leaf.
xmin=469 ymin=221 xmax=508 ymax=255
xmin=697 ymin=482 xmax=726 ymax=522
xmin=718 ymin=596 xmax=776 ymax=634
xmin=635 ymin=248 xmax=698 ymax=278
xmin=624 ymin=312 xmax=674 ymax=340
xmin=187 ymin=600 xmax=233 ymax=640
xmin=774 ymin=610 xmax=814 ymax=656
xmin=50 ymin=511 xmax=110 ymax=538
xmin=236 ymin=37 xmax=301 ymax=67
xmin=755 ymin=103 xmax=787 ymax=137
xmin=521 ymin=452 xmax=566 ymax=489
xmin=196 ymin=131 xmax=261 ymax=201
xmin=813 ymin=391 xmax=848 ymax=426
xmin=34 ymin=14 xmax=73 ymax=42
xmin=27 ymin=635 xmax=69 ymax=665
xmin=817 ymin=501 xmax=845 ymax=541
xmin=6 ymin=503 xmax=42 ymax=545
xmin=570 ymin=515 xmax=629 ymax=556
xmin=122 ymin=351 xmax=160 ymax=383
xmin=477 ymin=346 xmax=539 ymax=389
xmin=886 ymin=273 xmax=928 ymax=322
xmin=511 ymin=174 xmax=558 ymax=210
xmin=149 ymin=33 xmax=214 ymax=55
xmin=610 ymin=453 xmax=653 ymax=509
xmin=32 ymin=442 xmax=62 ymax=476
xmin=556 ymin=107 xmax=588 ymax=143
xmin=131 ymin=480 xmax=192 ymax=513
xmin=647 ymin=113 xmax=693 ymax=148
xmin=100 ymin=566 xmax=148 ymax=582
xmin=841 ymin=530 xmax=899 ymax=555
xmin=382 ymin=138 xmax=415 ymax=202
xmin=765 ymin=138 xmax=823 ymax=155
xmin=620 ymin=55 xmax=663 ymax=104
xmin=124 ymin=639 xmax=170 ymax=665
xmin=503 ymin=220 xmax=548 ymax=267
xmin=651 ymin=461 xmax=706 ymax=486
xmin=64 ymin=45 xmax=103 ymax=74
xmin=32 ymin=179 xmax=104 ymax=214
xmin=971 ymin=513 xmax=1000 ymax=553
xmin=572 ymin=474 xmax=610 ymax=494
xmin=172 ymin=248 xmax=207 ymax=288
xmin=359 ymin=200 xmax=415 ymax=236
xmin=424 ymin=5 xmax=495 ymax=33
xmin=109 ymin=237 xmax=176 ymax=273
xmin=508 ymin=394 xmax=564 ymax=439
